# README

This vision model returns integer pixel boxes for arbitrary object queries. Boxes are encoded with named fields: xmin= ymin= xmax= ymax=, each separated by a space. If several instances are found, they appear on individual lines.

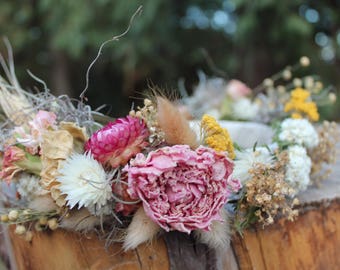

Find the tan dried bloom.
xmin=240 ymin=151 xmax=299 ymax=227
xmin=39 ymin=122 xmax=88 ymax=207
xmin=308 ymin=121 xmax=340 ymax=185
xmin=15 ymin=225 xmax=26 ymax=235
xmin=130 ymin=98 xmax=165 ymax=146
xmin=48 ymin=218 xmax=58 ymax=230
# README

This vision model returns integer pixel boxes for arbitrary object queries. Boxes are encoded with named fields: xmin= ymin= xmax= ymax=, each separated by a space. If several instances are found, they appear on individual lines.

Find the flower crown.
xmin=0 ymin=47 xmax=338 ymax=252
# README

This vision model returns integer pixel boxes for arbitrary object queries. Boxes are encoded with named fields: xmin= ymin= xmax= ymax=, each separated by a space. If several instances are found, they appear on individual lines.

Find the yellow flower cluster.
xmin=201 ymin=114 xmax=235 ymax=159
xmin=284 ymin=87 xmax=319 ymax=121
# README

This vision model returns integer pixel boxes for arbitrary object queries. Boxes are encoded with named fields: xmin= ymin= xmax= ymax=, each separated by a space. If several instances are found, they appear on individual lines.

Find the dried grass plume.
xmin=123 ymin=207 xmax=160 ymax=251
xmin=156 ymin=96 xmax=198 ymax=149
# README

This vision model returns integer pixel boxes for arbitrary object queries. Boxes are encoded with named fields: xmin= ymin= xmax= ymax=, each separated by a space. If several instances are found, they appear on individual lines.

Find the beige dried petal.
xmin=51 ymin=185 xmax=66 ymax=207
xmin=40 ymin=159 xmax=59 ymax=189
xmin=41 ymin=130 xmax=74 ymax=159
xmin=60 ymin=122 xmax=88 ymax=142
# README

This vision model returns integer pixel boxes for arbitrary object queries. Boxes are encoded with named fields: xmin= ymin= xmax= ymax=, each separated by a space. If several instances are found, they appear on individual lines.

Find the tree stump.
xmin=4 ymin=132 xmax=340 ymax=270
xmin=231 ymin=143 xmax=340 ymax=270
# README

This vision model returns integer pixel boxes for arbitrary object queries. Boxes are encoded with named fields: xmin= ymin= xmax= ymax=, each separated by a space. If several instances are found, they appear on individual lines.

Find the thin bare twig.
xmin=80 ymin=5 xmax=143 ymax=102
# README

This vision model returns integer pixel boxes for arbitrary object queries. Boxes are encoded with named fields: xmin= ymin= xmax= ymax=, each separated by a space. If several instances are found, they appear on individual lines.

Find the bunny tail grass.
xmin=123 ymin=207 xmax=160 ymax=251
xmin=156 ymin=96 xmax=198 ymax=149
xmin=194 ymin=209 xmax=230 ymax=249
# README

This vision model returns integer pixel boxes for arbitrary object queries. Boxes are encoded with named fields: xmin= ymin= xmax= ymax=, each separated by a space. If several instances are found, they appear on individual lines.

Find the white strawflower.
xmin=16 ymin=173 xmax=47 ymax=201
xmin=232 ymin=98 xmax=259 ymax=120
xmin=233 ymin=147 xmax=274 ymax=184
xmin=285 ymin=145 xmax=311 ymax=193
xmin=279 ymin=118 xmax=319 ymax=148
xmin=57 ymin=153 xmax=113 ymax=213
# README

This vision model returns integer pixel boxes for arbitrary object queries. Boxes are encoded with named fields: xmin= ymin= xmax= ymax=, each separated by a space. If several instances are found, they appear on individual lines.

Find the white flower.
xmin=232 ymin=98 xmax=259 ymax=120
xmin=57 ymin=153 xmax=112 ymax=213
xmin=279 ymin=118 xmax=318 ymax=148
xmin=16 ymin=173 xmax=47 ymax=200
xmin=285 ymin=145 xmax=311 ymax=193
xmin=233 ymin=147 xmax=274 ymax=184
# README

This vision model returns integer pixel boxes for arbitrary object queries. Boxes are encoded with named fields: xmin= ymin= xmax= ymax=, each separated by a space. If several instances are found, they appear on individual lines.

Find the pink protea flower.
xmin=124 ymin=145 xmax=240 ymax=234
xmin=0 ymin=146 xmax=26 ymax=182
xmin=85 ymin=116 xmax=149 ymax=168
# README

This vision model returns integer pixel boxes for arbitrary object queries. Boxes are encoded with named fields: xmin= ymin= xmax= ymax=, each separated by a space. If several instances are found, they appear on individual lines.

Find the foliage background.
xmin=0 ymin=0 xmax=339 ymax=118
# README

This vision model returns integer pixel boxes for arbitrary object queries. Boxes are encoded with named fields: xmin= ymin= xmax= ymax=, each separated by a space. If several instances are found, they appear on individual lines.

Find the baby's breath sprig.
xmin=130 ymin=98 xmax=165 ymax=146
xmin=233 ymin=151 xmax=299 ymax=232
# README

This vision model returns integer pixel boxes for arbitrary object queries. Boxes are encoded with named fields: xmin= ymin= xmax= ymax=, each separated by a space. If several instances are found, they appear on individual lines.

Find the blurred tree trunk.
xmin=50 ymin=50 xmax=73 ymax=97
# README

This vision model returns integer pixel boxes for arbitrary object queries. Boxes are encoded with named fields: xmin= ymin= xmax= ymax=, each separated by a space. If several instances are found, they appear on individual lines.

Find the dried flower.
xmin=232 ymin=98 xmax=259 ymax=121
xmin=113 ymin=178 xmax=141 ymax=216
xmin=300 ymin=56 xmax=310 ymax=67
xmin=278 ymin=118 xmax=319 ymax=148
xmin=284 ymin=88 xmax=319 ymax=121
xmin=293 ymin=78 xmax=303 ymax=88
xmin=328 ymin=93 xmax=337 ymax=103
xmin=16 ymin=173 xmax=47 ymax=200
xmin=263 ymin=78 xmax=274 ymax=88
xmin=201 ymin=114 xmax=235 ymax=158
xmin=282 ymin=69 xmax=292 ymax=80
xmin=233 ymin=147 xmax=274 ymax=184
xmin=225 ymin=80 xmax=251 ymax=100
xmin=285 ymin=145 xmax=311 ymax=193
xmin=57 ymin=153 xmax=113 ymax=213
xmin=132 ymin=98 xmax=165 ymax=146
xmin=15 ymin=225 xmax=26 ymax=235
xmin=85 ymin=116 xmax=149 ymax=168
xmin=47 ymin=218 xmax=58 ymax=230
xmin=1 ymin=215 xmax=9 ymax=222
xmin=25 ymin=231 xmax=33 ymax=242
xmin=236 ymin=151 xmax=297 ymax=228
xmin=125 ymin=145 xmax=239 ymax=234
xmin=39 ymin=123 xmax=88 ymax=207
xmin=0 ymin=146 xmax=26 ymax=181
xmin=308 ymin=121 xmax=340 ymax=185
xmin=14 ymin=110 xmax=57 ymax=154
xmin=8 ymin=210 xmax=19 ymax=221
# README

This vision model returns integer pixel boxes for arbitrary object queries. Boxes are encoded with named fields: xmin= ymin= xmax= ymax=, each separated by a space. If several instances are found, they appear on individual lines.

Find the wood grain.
xmin=232 ymin=200 xmax=340 ymax=270
xmin=231 ymin=140 xmax=340 ymax=270
xmin=8 ymin=228 xmax=169 ymax=270
xmin=6 ymin=128 xmax=340 ymax=270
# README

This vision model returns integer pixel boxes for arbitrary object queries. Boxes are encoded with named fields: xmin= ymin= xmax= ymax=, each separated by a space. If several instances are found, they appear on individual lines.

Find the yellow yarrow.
xmin=284 ymin=87 xmax=319 ymax=122
xmin=201 ymin=114 xmax=235 ymax=159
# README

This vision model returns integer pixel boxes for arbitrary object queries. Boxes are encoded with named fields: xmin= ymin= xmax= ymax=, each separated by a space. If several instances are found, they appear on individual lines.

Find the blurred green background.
xmin=0 ymin=0 xmax=339 ymax=118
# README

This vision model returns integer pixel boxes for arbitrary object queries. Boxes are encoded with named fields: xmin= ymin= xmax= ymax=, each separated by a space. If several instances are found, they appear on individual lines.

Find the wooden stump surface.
xmin=231 ymin=141 xmax=340 ymax=270
xmin=8 ymin=227 xmax=169 ymax=270
xmin=4 ymin=129 xmax=340 ymax=270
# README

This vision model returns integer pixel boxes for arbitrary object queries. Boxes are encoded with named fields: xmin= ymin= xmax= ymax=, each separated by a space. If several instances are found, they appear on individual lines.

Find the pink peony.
xmin=85 ymin=116 xmax=149 ymax=168
xmin=124 ymin=145 xmax=240 ymax=233
xmin=225 ymin=80 xmax=251 ymax=100
xmin=0 ymin=146 xmax=26 ymax=182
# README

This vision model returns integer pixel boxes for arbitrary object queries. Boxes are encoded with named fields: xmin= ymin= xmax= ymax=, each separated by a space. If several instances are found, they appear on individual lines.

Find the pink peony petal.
xmin=124 ymin=145 xmax=240 ymax=233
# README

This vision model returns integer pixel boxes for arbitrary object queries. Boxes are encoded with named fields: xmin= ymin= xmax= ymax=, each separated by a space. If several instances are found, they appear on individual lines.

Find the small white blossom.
xmin=285 ymin=145 xmax=311 ymax=193
xmin=279 ymin=118 xmax=319 ymax=148
xmin=232 ymin=98 xmax=259 ymax=120
xmin=233 ymin=147 xmax=274 ymax=184
xmin=16 ymin=173 xmax=47 ymax=201
xmin=57 ymin=153 xmax=113 ymax=214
